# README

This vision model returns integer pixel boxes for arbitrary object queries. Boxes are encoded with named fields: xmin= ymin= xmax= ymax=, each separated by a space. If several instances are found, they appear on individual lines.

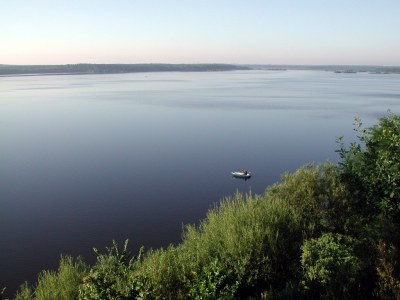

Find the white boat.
xmin=231 ymin=171 xmax=251 ymax=179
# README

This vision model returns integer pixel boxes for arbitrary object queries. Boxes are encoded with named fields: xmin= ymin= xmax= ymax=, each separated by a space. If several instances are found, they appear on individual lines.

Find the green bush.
xmin=14 ymin=282 xmax=33 ymax=300
xmin=132 ymin=185 xmax=313 ymax=298
xmin=266 ymin=163 xmax=351 ymax=237
xmin=79 ymin=240 xmax=140 ymax=300
xmin=181 ymin=192 xmax=275 ymax=298
xmin=337 ymin=113 xmax=400 ymax=224
xmin=133 ymin=245 xmax=188 ymax=300
xmin=301 ymin=233 xmax=361 ymax=299
xmin=336 ymin=113 xmax=400 ymax=297
xmin=15 ymin=256 xmax=87 ymax=300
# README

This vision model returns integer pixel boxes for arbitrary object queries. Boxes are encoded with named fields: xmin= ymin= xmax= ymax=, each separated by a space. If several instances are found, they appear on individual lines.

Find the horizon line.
xmin=1 ymin=62 xmax=400 ymax=68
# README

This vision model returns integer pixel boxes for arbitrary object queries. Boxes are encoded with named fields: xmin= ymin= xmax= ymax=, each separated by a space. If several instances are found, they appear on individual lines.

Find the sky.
xmin=1 ymin=0 xmax=400 ymax=66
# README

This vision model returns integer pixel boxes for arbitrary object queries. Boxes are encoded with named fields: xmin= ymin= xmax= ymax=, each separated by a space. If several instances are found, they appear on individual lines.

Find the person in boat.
xmin=243 ymin=170 xmax=248 ymax=175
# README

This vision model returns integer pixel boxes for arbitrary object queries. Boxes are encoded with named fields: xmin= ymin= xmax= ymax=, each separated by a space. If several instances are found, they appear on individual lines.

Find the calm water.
xmin=1 ymin=70 xmax=400 ymax=295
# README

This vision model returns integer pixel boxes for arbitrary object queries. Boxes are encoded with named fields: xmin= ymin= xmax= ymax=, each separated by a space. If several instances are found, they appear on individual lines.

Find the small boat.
xmin=231 ymin=171 xmax=251 ymax=179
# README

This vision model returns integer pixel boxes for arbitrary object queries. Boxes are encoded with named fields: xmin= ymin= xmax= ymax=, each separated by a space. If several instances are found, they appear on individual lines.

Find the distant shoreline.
xmin=0 ymin=63 xmax=250 ymax=77
xmin=0 ymin=63 xmax=399 ymax=77
xmin=0 ymin=72 xmax=93 ymax=78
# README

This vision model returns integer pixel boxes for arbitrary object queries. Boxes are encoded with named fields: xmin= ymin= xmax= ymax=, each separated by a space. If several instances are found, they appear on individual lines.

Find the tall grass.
xmin=15 ymin=256 xmax=87 ymax=300
xmin=79 ymin=240 xmax=139 ymax=300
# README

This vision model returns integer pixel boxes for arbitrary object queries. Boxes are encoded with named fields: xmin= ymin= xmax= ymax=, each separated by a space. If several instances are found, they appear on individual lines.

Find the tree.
xmin=336 ymin=113 xmax=400 ymax=251
xmin=336 ymin=113 xmax=400 ymax=298
xmin=337 ymin=113 xmax=400 ymax=224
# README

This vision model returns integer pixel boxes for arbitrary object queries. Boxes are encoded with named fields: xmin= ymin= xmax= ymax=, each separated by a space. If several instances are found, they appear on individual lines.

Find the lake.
xmin=1 ymin=70 xmax=400 ymax=296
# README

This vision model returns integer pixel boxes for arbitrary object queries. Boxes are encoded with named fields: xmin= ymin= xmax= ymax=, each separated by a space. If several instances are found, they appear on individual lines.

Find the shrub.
xmin=79 ymin=240 xmax=140 ymax=300
xmin=181 ymin=192 xmax=273 ymax=298
xmin=336 ymin=113 xmax=400 ymax=297
xmin=131 ymin=189 xmax=307 ymax=299
xmin=300 ymin=233 xmax=361 ymax=299
xmin=134 ymin=245 xmax=188 ymax=300
xmin=15 ymin=256 xmax=87 ymax=300
xmin=266 ymin=163 xmax=350 ymax=237
xmin=337 ymin=113 xmax=400 ymax=224
xmin=14 ymin=282 xmax=33 ymax=300
xmin=181 ymin=189 xmax=305 ymax=297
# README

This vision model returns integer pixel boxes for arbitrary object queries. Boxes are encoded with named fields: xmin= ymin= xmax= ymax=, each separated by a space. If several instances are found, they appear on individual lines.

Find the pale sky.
xmin=1 ymin=0 xmax=400 ymax=65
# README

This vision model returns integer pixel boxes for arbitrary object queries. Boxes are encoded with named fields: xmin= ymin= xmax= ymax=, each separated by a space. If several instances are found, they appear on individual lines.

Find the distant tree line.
xmin=1 ymin=63 xmax=399 ymax=76
xmin=0 ymin=64 xmax=250 ymax=76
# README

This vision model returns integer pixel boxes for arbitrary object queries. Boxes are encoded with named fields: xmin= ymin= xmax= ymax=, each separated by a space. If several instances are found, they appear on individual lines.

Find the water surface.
xmin=1 ymin=70 xmax=400 ymax=296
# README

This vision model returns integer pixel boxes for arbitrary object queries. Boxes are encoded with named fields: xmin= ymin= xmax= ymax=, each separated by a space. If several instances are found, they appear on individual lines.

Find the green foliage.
xmin=185 ymin=257 xmax=238 ymax=300
xmin=336 ymin=113 xmax=400 ymax=297
xmin=14 ymin=282 xmax=33 ymax=300
xmin=301 ymin=233 xmax=361 ymax=299
xmin=14 ymin=256 xmax=87 ymax=300
xmin=337 ymin=113 xmax=400 ymax=223
xmin=35 ymin=256 xmax=87 ymax=300
xmin=266 ymin=163 xmax=350 ymax=237
xmin=181 ymin=192 xmax=277 ymax=298
xmin=131 ymin=178 xmax=324 ymax=298
xmin=366 ymin=114 xmax=400 ymax=219
xmin=79 ymin=240 xmax=141 ymax=300
xmin=134 ymin=245 xmax=188 ymax=299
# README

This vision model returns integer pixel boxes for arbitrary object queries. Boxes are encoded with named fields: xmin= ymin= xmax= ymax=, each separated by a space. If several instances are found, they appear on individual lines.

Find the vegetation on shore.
xmin=9 ymin=113 xmax=400 ymax=299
